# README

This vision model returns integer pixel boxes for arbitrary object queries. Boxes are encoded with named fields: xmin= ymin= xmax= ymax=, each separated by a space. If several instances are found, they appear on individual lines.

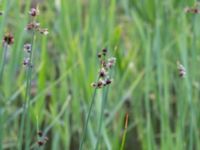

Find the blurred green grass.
xmin=0 ymin=0 xmax=200 ymax=149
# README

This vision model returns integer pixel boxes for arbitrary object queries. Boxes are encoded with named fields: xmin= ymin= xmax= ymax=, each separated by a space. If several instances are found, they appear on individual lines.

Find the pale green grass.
xmin=0 ymin=0 xmax=200 ymax=150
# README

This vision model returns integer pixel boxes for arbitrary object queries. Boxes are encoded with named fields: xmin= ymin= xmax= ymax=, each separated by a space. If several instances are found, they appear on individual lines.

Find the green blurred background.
xmin=0 ymin=0 xmax=200 ymax=149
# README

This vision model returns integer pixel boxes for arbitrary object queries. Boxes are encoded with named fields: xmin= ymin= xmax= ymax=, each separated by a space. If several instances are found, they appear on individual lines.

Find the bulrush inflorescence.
xmin=177 ymin=61 xmax=186 ymax=78
xmin=79 ymin=48 xmax=116 ymax=150
xmin=36 ymin=131 xmax=49 ymax=147
xmin=3 ymin=33 xmax=14 ymax=46
xmin=0 ymin=32 xmax=14 ymax=80
xmin=91 ymin=48 xmax=116 ymax=88
xmin=184 ymin=3 xmax=200 ymax=14
xmin=23 ymin=7 xmax=48 ymax=67
xmin=19 ymin=7 xmax=49 ymax=149
xmin=25 ymin=7 xmax=48 ymax=35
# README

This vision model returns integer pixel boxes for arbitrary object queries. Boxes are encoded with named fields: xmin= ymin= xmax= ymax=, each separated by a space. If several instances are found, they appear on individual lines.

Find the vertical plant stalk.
xmin=80 ymin=48 xmax=115 ymax=150
xmin=18 ymin=30 xmax=36 ymax=150
xmin=0 ymin=43 xmax=8 ymax=82
xmin=79 ymin=83 xmax=98 ymax=150
xmin=0 ymin=43 xmax=8 ymax=150
xmin=95 ymin=86 xmax=109 ymax=150
xmin=120 ymin=113 xmax=129 ymax=150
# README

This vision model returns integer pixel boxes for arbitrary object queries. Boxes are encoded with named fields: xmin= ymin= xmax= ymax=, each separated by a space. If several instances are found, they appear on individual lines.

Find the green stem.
xmin=79 ymin=85 xmax=98 ymax=150
xmin=0 ymin=43 xmax=8 ymax=150
xmin=120 ymin=113 xmax=129 ymax=150
xmin=0 ymin=43 xmax=8 ymax=82
xmin=95 ymin=86 xmax=109 ymax=150
xmin=18 ymin=30 xmax=35 ymax=150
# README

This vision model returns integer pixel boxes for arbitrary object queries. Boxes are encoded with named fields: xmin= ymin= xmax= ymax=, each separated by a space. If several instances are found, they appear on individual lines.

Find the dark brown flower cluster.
xmin=23 ymin=8 xmax=49 ymax=67
xmin=37 ymin=131 xmax=49 ymax=146
xmin=3 ymin=33 xmax=14 ymax=45
xmin=23 ymin=43 xmax=32 ymax=67
xmin=177 ymin=61 xmax=186 ymax=78
xmin=184 ymin=6 xmax=200 ymax=14
xmin=91 ymin=48 xmax=116 ymax=88
xmin=25 ymin=8 xmax=48 ymax=35
xmin=29 ymin=8 xmax=39 ymax=17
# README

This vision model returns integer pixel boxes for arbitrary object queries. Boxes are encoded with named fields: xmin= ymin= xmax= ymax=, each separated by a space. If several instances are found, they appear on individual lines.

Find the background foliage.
xmin=0 ymin=0 xmax=199 ymax=149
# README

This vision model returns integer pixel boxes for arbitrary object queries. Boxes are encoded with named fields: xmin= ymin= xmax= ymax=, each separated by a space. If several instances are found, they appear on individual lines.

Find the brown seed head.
xmin=102 ymin=48 xmax=107 ymax=56
xmin=105 ymin=79 xmax=112 ymax=85
xmin=97 ymin=53 xmax=102 ymax=59
xmin=99 ymin=68 xmax=107 ymax=78
xmin=37 ymin=131 xmax=43 ymax=137
xmin=23 ymin=58 xmax=30 ymax=66
xmin=97 ymin=80 xmax=103 ymax=88
xmin=29 ymin=8 xmax=39 ymax=17
xmin=37 ymin=140 xmax=44 ymax=146
xmin=24 ymin=43 xmax=32 ymax=53
xmin=3 ymin=33 xmax=14 ymax=45
xmin=25 ymin=22 xmax=40 ymax=31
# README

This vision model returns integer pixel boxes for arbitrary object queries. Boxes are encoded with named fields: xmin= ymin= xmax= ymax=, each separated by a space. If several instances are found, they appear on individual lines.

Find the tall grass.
xmin=0 ymin=0 xmax=200 ymax=149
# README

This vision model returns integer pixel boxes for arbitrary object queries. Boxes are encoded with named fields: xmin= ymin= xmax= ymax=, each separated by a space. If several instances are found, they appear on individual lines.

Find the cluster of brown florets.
xmin=91 ymin=48 xmax=116 ymax=88
xmin=184 ymin=4 xmax=200 ymax=14
xmin=37 ymin=131 xmax=49 ymax=146
xmin=177 ymin=61 xmax=186 ymax=78
xmin=25 ymin=7 xmax=48 ymax=35
xmin=23 ymin=43 xmax=32 ymax=67
xmin=2 ymin=32 xmax=14 ymax=46
xmin=23 ymin=8 xmax=49 ymax=67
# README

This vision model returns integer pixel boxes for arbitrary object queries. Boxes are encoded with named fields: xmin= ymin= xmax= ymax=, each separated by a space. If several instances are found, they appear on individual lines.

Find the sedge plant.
xmin=79 ymin=48 xmax=116 ymax=150
xmin=18 ymin=7 xmax=48 ymax=150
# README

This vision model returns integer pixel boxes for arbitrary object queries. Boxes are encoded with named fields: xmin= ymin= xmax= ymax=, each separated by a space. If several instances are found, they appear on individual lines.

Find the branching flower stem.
xmin=18 ymin=30 xmax=36 ymax=150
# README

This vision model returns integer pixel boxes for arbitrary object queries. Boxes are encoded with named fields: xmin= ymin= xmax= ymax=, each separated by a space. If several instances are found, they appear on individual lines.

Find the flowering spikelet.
xmin=36 ymin=130 xmax=48 ymax=147
xmin=23 ymin=7 xmax=49 ymax=67
xmin=3 ymin=33 xmax=14 ymax=45
xmin=25 ymin=7 xmax=48 ymax=35
xmin=29 ymin=8 xmax=39 ymax=17
xmin=91 ymin=48 xmax=116 ymax=88
xmin=184 ymin=3 xmax=200 ymax=14
xmin=177 ymin=61 xmax=186 ymax=78
xmin=24 ymin=43 xmax=32 ymax=53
